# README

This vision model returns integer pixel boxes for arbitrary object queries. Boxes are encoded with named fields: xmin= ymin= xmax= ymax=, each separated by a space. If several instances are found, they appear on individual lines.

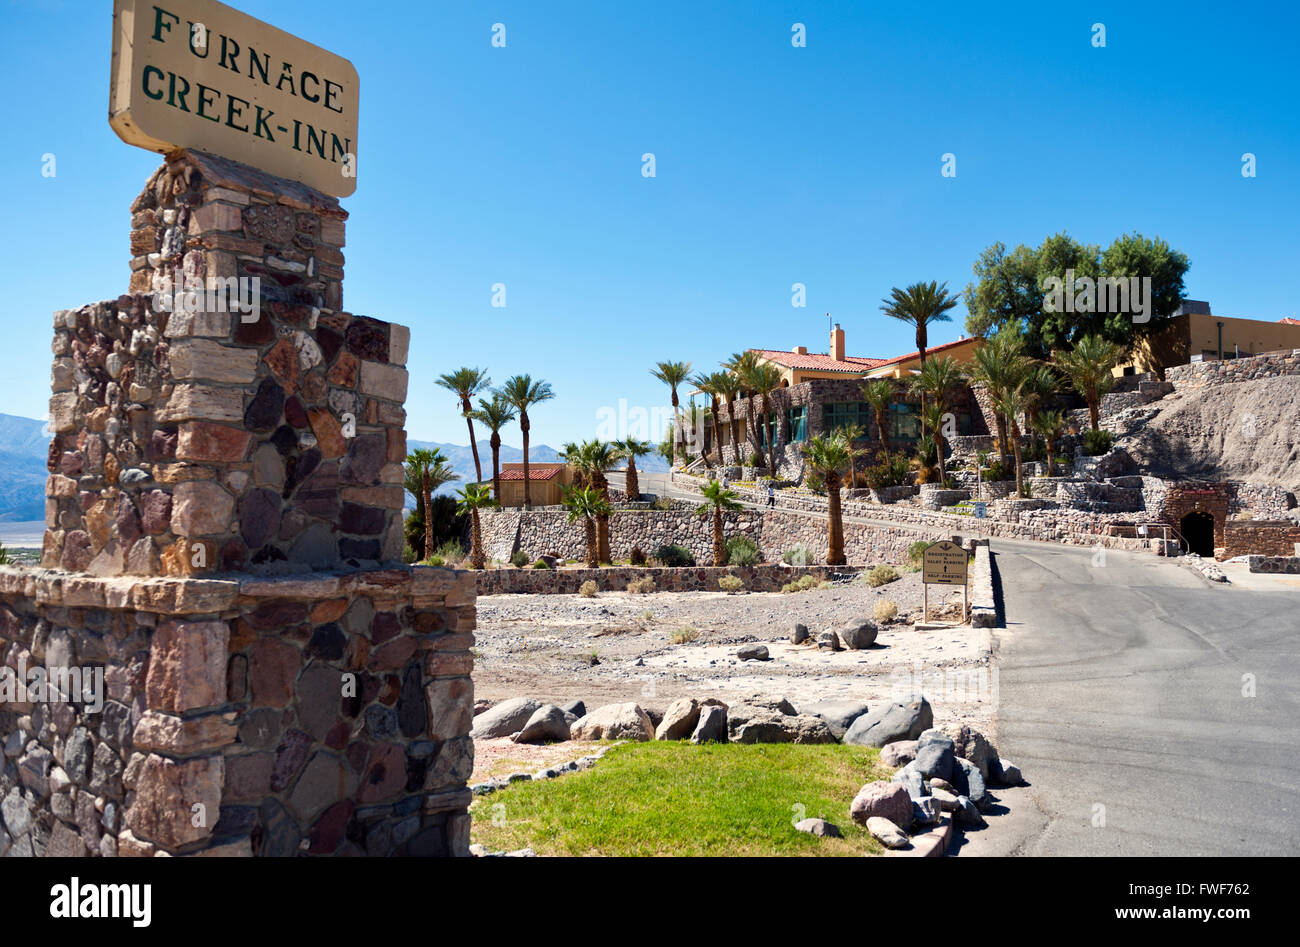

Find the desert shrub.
xmin=425 ymin=555 xmax=444 ymax=567
xmin=781 ymin=574 xmax=820 ymax=594
xmin=782 ymin=543 xmax=813 ymax=566
xmin=725 ymin=535 xmax=761 ymax=567
xmin=654 ymin=543 xmax=695 ymax=567
xmin=434 ymin=538 xmax=466 ymax=563
xmin=650 ymin=496 xmax=676 ymax=511
xmin=718 ymin=575 xmax=745 ymax=593
xmin=867 ymin=564 xmax=900 ymax=587
xmin=510 ymin=550 xmax=530 ymax=568
xmin=907 ymin=540 xmax=929 ymax=565
xmin=983 ymin=458 xmax=1011 ymax=482
xmin=864 ymin=452 xmax=911 ymax=490
xmin=579 ymin=580 xmax=598 ymax=597
xmin=670 ymin=627 xmax=697 ymax=644
xmin=627 ymin=576 xmax=657 ymax=594
xmin=532 ymin=558 xmax=552 ymax=569
xmin=914 ymin=464 xmax=939 ymax=485
xmin=873 ymin=598 xmax=899 ymax=622
xmin=747 ymin=452 xmax=764 ymax=467
xmin=1083 ymin=429 xmax=1114 ymax=456
xmin=629 ymin=545 xmax=647 ymax=566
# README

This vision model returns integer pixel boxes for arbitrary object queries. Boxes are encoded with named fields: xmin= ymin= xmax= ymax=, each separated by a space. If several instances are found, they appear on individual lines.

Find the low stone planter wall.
xmin=1247 ymin=555 xmax=1300 ymax=574
xmin=920 ymin=486 xmax=971 ymax=511
xmin=979 ymin=481 xmax=1017 ymax=500
xmin=475 ymin=564 xmax=866 ymax=595
xmin=871 ymin=485 xmax=918 ymax=504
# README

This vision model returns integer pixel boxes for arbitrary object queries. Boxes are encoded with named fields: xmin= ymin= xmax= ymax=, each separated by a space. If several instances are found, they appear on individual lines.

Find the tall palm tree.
xmin=496 ymin=375 xmax=555 ymax=508
xmin=742 ymin=361 xmax=784 ymax=475
xmin=1033 ymin=409 xmax=1066 ymax=477
xmin=712 ymin=370 xmax=745 ymax=465
xmin=992 ymin=384 xmax=1031 ymax=498
xmin=695 ymin=479 xmax=743 ymax=566
xmin=614 ymin=437 xmax=653 ymax=500
xmin=837 ymin=421 xmax=868 ymax=490
xmin=723 ymin=351 xmax=762 ymax=458
xmin=651 ymin=360 xmax=692 ymax=466
xmin=1052 ymin=335 xmax=1121 ymax=432
xmin=690 ymin=370 xmax=726 ymax=468
xmin=567 ymin=439 xmax=623 ymax=563
xmin=910 ymin=354 xmax=966 ymax=485
xmin=437 ymin=368 xmax=492 ymax=483
xmin=563 ymin=485 xmax=611 ymax=569
xmin=880 ymin=281 xmax=960 ymax=368
xmin=970 ymin=326 xmax=1031 ymax=460
xmin=455 ymin=483 xmax=496 ymax=569
xmin=861 ymin=378 xmax=895 ymax=456
xmin=802 ymin=434 xmax=852 ymax=565
xmin=405 ymin=448 xmax=458 ymax=559
xmin=471 ymin=393 xmax=517 ymax=502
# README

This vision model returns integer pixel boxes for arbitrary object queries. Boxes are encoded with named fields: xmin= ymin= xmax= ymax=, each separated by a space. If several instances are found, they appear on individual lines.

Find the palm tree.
xmin=723 ymin=351 xmax=761 ymax=457
xmin=437 ymin=368 xmax=492 ymax=483
xmin=405 ymin=448 xmax=458 ymax=559
xmin=691 ymin=370 xmax=728 ymax=468
xmin=742 ymin=361 xmax=784 ymax=475
xmin=880 ymin=281 xmax=960 ymax=368
xmin=970 ymin=326 xmax=1031 ymax=460
xmin=910 ymin=354 xmax=966 ymax=485
xmin=802 ymin=434 xmax=853 ymax=566
xmin=563 ymin=485 xmax=611 ymax=569
xmin=695 ymin=479 xmax=743 ymax=566
xmin=567 ymin=439 xmax=623 ymax=563
xmin=992 ymin=384 xmax=1031 ymax=497
xmin=861 ymin=378 xmax=895 ymax=455
xmin=496 ymin=375 xmax=555 ymax=508
xmin=471 ymin=393 xmax=517 ymax=502
xmin=1033 ymin=409 xmax=1066 ymax=477
xmin=1052 ymin=335 xmax=1121 ymax=432
xmin=614 ymin=437 xmax=653 ymax=501
xmin=651 ymin=360 xmax=692 ymax=466
xmin=837 ymin=421 xmax=868 ymax=490
xmin=455 ymin=483 xmax=496 ymax=569
xmin=712 ymin=370 xmax=745 ymax=465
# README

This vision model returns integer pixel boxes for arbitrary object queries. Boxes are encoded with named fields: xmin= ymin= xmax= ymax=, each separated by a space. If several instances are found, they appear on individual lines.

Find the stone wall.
xmin=1223 ymin=521 xmax=1300 ymax=558
xmin=475 ymin=564 xmax=865 ymax=595
xmin=0 ymin=565 xmax=475 ymax=857
xmin=1166 ymin=350 xmax=1300 ymax=389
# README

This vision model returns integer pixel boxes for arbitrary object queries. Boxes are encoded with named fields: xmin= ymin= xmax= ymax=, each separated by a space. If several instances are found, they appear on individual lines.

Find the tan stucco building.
xmin=1117 ymin=303 xmax=1300 ymax=377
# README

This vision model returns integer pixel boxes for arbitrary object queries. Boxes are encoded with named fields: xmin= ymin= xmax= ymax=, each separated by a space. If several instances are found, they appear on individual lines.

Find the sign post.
xmin=921 ymin=540 xmax=969 ymax=623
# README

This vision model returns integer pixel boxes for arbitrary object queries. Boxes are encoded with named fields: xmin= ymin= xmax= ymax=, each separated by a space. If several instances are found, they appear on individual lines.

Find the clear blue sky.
xmin=2 ymin=0 xmax=1297 ymax=446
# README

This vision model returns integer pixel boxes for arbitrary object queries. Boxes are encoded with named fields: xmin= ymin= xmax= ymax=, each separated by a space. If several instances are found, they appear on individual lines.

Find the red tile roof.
xmin=750 ymin=349 xmax=888 ymax=373
xmin=497 ymin=463 xmax=566 ymax=481
xmin=869 ymin=336 xmax=980 ymax=369
xmin=1279 ymin=317 xmax=1300 ymax=325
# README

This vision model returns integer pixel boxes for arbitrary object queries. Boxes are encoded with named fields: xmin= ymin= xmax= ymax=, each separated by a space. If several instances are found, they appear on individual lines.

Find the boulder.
xmin=953 ymin=794 xmax=986 ymax=828
xmin=730 ymin=713 xmax=837 ymax=745
xmin=794 ymin=817 xmax=842 ymax=838
xmin=728 ymin=696 xmax=797 ymax=723
xmin=791 ymin=624 xmax=809 ymax=644
xmin=930 ymin=788 xmax=959 ymax=812
xmin=736 ymin=645 xmax=769 ymax=661
xmin=837 ymin=620 xmax=879 ymax=650
xmin=849 ymin=780 xmax=913 ymax=829
xmin=801 ymin=700 xmax=870 ymax=741
xmin=951 ymin=756 xmax=989 ymax=810
xmin=569 ymin=702 xmax=654 ymax=741
xmin=690 ymin=704 xmax=728 ymax=744
xmin=890 ymin=760 xmax=927 ymax=800
xmin=879 ymin=740 xmax=918 ymax=768
xmin=512 ymin=705 xmax=570 ymax=744
xmin=842 ymin=699 xmax=933 ymax=747
xmin=991 ymin=759 xmax=1022 ymax=786
xmin=929 ymin=777 xmax=954 ymax=794
xmin=655 ymin=697 xmax=700 ymax=740
xmin=560 ymin=699 xmax=586 ymax=718
xmin=913 ymin=729 xmax=955 ymax=782
xmin=912 ymin=796 xmax=942 ymax=825
xmin=944 ymin=724 xmax=993 ymax=780
xmin=817 ymin=631 xmax=842 ymax=651
xmin=866 ymin=816 xmax=910 ymax=849
xmin=469 ymin=697 xmax=541 ymax=740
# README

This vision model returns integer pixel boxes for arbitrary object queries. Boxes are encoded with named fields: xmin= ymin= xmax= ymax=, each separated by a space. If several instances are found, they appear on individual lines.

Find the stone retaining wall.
xmin=1223 ymin=521 xmax=1300 ymax=558
xmin=475 ymin=564 xmax=865 ymax=595
xmin=1166 ymin=350 xmax=1300 ymax=389
xmin=1247 ymin=556 xmax=1300 ymax=574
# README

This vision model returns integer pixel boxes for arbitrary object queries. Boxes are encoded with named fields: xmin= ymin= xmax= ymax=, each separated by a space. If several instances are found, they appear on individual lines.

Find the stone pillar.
xmin=1 ymin=153 xmax=474 ymax=857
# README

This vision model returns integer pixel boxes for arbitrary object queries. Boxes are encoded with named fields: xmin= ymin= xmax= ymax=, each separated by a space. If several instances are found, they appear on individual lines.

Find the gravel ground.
xmin=473 ymin=570 xmax=994 ymax=737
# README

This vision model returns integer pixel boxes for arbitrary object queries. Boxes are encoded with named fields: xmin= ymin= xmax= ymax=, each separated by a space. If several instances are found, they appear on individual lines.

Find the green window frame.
xmin=786 ymin=405 xmax=808 ymax=443
xmin=822 ymin=402 xmax=872 ymax=436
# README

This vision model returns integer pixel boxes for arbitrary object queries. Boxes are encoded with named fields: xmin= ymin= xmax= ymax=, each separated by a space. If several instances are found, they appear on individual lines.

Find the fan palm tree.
xmin=992 ymin=384 xmax=1031 ymax=498
xmin=455 ymin=483 xmax=496 ymax=569
xmin=1033 ymin=409 xmax=1066 ymax=477
xmin=742 ymin=361 xmax=784 ymax=475
xmin=723 ymin=351 xmax=762 ymax=457
xmin=436 ymin=367 xmax=492 ymax=483
xmin=880 ymin=281 xmax=960 ymax=368
xmin=837 ymin=421 xmax=868 ymax=490
xmin=970 ymin=326 xmax=1031 ymax=460
xmin=566 ymin=439 xmax=624 ymax=563
xmin=471 ymin=393 xmax=517 ymax=502
xmin=651 ymin=360 xmax=692 ymax=466
xmin=695 ymin=479 xmax=743 ymax=566
xmin=563 ymin=485 xmax=611 ymax=569
xmin=690 ymin=370 xmax=727 ymax=468
xmin=1052 ymin=335 xmax=1121 ymax=432
xmin=614 ymin=437 xmax=653 ymax=501
xmin=712 ymin=370 xmax=745 ymax=465
xmin=909 ymin=354 xmax=966 ymax=485
xmin=861 ymin=378 xmax=895 ymax=455
xmin=496 ymin=375 xmax=555 ymax=508
xmin=802 ymin=434 xmax=853 ymax=565
xmin=405 ymin=448 xmax=459 ymax=559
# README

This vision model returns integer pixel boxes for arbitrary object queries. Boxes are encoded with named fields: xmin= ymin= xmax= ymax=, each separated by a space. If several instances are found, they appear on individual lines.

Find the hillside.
xmin=0 ymin=414 xmax=50 ymax=522
xmin=1119 ymin=375 xmax=1300 ymax=493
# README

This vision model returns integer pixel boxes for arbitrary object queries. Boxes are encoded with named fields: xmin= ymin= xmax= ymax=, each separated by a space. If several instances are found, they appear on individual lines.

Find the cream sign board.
xmin=110 ymin=0 xmax=359 ymax=197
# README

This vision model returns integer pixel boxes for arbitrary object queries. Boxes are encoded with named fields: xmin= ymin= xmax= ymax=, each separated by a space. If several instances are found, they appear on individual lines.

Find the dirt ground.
xmin=472 ymin=571 xmax=996 ymax=740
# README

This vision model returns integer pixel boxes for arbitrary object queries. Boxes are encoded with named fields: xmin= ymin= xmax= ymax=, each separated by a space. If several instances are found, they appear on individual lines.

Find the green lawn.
xmin=470 ymin=741 xmax=891 ymax=856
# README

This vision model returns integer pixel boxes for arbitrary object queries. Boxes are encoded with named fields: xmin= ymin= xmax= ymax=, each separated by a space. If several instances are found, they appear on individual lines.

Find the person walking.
xmin=766 ymin=483 xmax=776 ymax=507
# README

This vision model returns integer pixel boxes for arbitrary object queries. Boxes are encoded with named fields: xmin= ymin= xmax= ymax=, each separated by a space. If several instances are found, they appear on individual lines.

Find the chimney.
xmin=792 ymin=345 xmax=807 ymax=355
xmin=830 ymin=323 xmax=845 ymax=361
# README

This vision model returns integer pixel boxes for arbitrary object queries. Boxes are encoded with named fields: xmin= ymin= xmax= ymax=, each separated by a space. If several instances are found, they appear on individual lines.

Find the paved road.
xmin=964 ymin=538 xmax=1300 ymax=856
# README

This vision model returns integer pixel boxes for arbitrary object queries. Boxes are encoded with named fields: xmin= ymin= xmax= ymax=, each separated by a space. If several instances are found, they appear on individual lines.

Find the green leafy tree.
xmin=651 ymin=360 xmax=692 ymax=466
xmin=456 ymin=483 xmax=497 ymax=569
xmin=405 ymin=448 xmax=459 ymax=559
xmin=802 ymin=434 xmax=853 ymax=565
xmin=436 ymin=367 xmax=492 ymax=483
xmin=496 ymin=374 xmax=555 ymax=508
xmin=563 ymin=485 xmax=611 ymax=568
xmin=695 ymin=479 xmax=743 ymax=566
xmin=471 ymin=393 xmax=517 ymax=502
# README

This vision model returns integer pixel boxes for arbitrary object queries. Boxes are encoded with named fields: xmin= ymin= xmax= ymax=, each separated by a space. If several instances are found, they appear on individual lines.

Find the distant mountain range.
xmin=0 ymin=413 xmax=668 ymax=520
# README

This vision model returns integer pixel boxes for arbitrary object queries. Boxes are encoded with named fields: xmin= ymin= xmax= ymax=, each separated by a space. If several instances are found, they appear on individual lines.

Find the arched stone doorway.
xmin=1180 ymin=510 xmax=1216 ymax=557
